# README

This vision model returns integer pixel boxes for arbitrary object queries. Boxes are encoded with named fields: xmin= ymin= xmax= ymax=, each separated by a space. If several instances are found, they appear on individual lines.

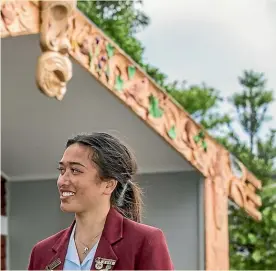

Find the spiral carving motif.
xmin=36 ymin=51 xmax=72 ymax=100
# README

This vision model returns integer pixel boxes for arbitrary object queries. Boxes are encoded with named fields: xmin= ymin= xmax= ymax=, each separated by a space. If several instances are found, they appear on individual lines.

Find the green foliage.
xmin=257 ymin=130 xmax=276 ymax=165
xmin=229 ymin=193 xmax=275 ymax=269
xmin=229 ymin=192 xmax=276 ymax=270
xmin=77 ymin=0 xmax=230 ymax=130
xmin=77 ymin=0 xmax=167 ymax=87
xmin=225 ymin=71 xmax=276 ymax=270
xmin=78 ymin=0 xmax=148 ymax=63
xmin=168 ymin=82 xmax=231 ymax=131
xmin=230 ymin=70 xmax=274 ymax=152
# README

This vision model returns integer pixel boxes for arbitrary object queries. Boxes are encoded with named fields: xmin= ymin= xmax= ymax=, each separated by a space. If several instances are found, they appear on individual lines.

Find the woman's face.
xmin=57 ymin=143 xmax=114 ymax=214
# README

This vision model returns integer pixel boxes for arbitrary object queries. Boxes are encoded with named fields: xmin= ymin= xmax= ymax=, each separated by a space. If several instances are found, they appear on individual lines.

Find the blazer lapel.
xmin=45 ymin=221 xmax=75 ymax=270
xmin=91 ymin=208 xmax=123 ymax=270
xmin=92 ymin=236 xmax=118 ymax=270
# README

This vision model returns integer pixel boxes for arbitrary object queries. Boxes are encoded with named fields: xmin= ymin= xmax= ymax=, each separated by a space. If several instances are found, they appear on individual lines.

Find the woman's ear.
xmin=103 ymin=179 xmax=118 ymax=195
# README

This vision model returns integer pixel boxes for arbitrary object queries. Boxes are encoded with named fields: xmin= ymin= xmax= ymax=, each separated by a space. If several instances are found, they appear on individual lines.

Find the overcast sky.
xmin=136 ymin=0 xmax=276 ymax=141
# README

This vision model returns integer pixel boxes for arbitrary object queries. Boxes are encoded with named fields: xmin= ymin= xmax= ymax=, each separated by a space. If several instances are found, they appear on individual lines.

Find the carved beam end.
xmin=228 ymin=156 xmax=263 ymax=221
xmin=36 ymin=0 xmax=76 ymax=100
xmin=36 ymin=51 xmax=72 ymax=100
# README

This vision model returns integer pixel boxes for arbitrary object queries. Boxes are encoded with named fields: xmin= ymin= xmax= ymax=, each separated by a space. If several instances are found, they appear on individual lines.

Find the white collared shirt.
xmin=63 ymin=224 xmax=99 ymax=270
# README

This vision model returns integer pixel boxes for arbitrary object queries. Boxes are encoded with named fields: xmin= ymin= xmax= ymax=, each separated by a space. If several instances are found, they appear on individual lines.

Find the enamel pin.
xmin=95 ymin=257 xmax=116 ymax=270
xmin=45 ymin=258 xmax=61 ymax=270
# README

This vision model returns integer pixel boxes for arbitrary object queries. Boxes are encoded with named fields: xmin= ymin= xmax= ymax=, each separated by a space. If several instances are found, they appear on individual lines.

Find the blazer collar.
xmin=102 ymin=207 xmax=123 ymax=244
xmin=92 ymin=207 xmax=123 ymax=270
xmin=46 ymin=221 xmax=74 ymax=270
xmin=48 ymin=207 xmax=123 ymax=270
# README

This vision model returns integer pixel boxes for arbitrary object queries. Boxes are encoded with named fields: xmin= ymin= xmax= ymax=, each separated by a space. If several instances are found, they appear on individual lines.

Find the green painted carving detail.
xmin=194 ymin=135 xmax=200 ymax=143
xmin=149 ymin=95 xmax=163 ymax=118
xmin=128 ymin=65 xmax=136 ymax=79
xmin=106 ymin=43 xmax=115 ymax=58
xmin=114 ymin=75 xmax=124 ymax=92
xmin=202 ymin=140 xmax=208 ymax=152
xmin=168 ymin=125 xmax=177 ymax=140
xmin=194 ymin=130 xmax=208 ymax=152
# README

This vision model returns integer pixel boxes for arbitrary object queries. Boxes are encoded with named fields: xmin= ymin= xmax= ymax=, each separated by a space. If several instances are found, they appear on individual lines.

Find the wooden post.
xmin=205 ymin=176 xmax=229 ymax=270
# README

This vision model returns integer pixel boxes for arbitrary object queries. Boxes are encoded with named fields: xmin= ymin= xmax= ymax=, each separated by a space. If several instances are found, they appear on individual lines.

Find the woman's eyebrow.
xmin=59 ymin=161 xmax=87 ymax=168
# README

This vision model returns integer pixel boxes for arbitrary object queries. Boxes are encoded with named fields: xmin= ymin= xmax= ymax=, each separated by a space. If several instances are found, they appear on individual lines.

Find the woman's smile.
xmin=60 ymin=190 xmax=76 ymax=200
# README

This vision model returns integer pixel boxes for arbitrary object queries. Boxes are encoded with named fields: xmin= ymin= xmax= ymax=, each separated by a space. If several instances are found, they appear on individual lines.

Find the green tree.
xmin=77 ymin=0 xmax=230 ymax=128
xmin=225 ymin=71 xmax=276 ymax=270
xmin=167 ymin=81 xmax=231 ymax=131
xmin=77 ymin=0 xmax=167 ymax=86
xmin=231 ymin=70 xmax=274 ymax=153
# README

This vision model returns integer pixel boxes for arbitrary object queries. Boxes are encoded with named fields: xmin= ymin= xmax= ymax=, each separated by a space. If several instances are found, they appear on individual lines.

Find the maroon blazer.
xmin=28 ymin=208 xmax=174 ymax=270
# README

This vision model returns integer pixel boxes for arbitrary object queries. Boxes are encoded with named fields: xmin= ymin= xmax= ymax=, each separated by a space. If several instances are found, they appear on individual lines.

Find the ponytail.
xmin=112 ymin=179 xmax=143 ymax=223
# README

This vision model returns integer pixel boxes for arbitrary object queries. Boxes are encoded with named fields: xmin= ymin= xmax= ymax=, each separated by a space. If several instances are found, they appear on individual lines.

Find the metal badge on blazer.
xmin=95 ymin=257 xmax=116 ymax=270
xmin=45 ymin=258 xmax=61 ymax=270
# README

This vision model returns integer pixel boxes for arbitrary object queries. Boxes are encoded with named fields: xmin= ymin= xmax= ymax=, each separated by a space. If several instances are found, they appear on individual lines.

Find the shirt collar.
xmin=65 ymin=223 xmax=100 ymax=266
xmin=65 ymin=224 xmax=79 ymax=265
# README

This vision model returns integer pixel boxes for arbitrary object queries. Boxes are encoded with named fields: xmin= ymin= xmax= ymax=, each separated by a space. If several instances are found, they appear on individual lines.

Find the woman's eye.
xmin=71 ymin=168 xmax=81 ymax=174
xmin=57 ymin=167 xmax=65 ymax=174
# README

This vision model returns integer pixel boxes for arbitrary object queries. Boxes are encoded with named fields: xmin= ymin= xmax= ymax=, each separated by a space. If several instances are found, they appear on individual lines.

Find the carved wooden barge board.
xmin=1 ymin=1 xmax=264 ymax=270
xmin=0 ymin=1 xmax=39 ymax=38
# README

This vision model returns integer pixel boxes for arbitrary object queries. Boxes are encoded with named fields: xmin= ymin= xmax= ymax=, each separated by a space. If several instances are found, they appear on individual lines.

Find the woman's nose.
xmin=57 ymin=171 xmax=70 ymax=186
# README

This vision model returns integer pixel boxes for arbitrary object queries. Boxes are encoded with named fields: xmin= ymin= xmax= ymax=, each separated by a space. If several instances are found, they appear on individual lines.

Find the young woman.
xmin=28 ymin=132 xmax=174 ymax=270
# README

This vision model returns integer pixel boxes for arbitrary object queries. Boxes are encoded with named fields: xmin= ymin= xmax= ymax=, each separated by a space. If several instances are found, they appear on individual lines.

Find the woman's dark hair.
xmin=66 ymin=132 xmax=143 ymax=223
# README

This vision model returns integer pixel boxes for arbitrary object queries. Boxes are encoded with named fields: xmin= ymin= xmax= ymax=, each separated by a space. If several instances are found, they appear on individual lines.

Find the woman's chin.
xmin=60 ymin=202 xmax=78 ymax=213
